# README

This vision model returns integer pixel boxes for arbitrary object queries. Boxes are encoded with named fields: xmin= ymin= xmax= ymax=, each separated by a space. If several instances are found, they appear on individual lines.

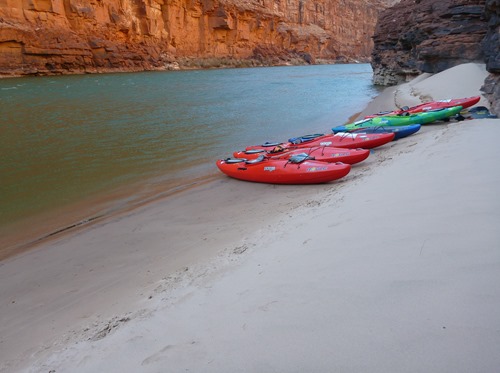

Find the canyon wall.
xmin=371 ymin=0 xmax=499 ymax=114
xmin=481 ymin=0 xmax=500 ymax=114
xmin=0 ymin=0 xmax=395 ymax=76
xmin=371 ymin=0 xmax=488 ymax=85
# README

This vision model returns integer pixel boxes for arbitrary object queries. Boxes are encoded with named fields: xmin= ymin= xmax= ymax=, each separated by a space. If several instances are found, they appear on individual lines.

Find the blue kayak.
xmin=332 ymin=124 xmax=421 ymax=140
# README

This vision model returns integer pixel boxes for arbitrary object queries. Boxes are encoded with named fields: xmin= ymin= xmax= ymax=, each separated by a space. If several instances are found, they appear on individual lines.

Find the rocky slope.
xmin=0 ymin=0 xmax=395 ymax=77
xmin=370 ymin=0 xmax=499 ymax=113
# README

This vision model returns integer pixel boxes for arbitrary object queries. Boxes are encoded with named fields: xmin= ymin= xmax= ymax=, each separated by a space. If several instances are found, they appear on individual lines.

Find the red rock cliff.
xmin=0 ymin=0 xmax=395 ymax=76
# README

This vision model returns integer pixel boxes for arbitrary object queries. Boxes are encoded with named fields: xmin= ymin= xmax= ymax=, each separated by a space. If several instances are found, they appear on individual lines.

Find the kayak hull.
xmin=365 ymin=96 xmax=480 ymax=117
xmin=332 ymin=124 xmax=421 ymax=140
xmin=216 ymin=158 xmax=351 ymax=184
xmin=334 ymin=106 xmax=463 ymax=132
xmin=233 ymin=146 xmax=370 ymax=165
xmin=245 ymin=132 xmax=395 ymax=152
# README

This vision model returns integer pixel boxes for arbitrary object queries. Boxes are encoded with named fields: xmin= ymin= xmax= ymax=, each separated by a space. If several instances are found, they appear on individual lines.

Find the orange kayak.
xmin=245 ymin=132 xmax=395 ymax=151
xmin=233 ymin=146 xmax=370 ymax=165
xmin=216 ymin=155 xmax=351 ymax=184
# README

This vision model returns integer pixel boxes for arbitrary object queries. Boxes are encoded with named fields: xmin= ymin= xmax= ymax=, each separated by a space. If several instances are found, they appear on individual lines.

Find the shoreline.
xmin=1 ymin=63 xmax=499 ymax=372
xmin=0 ymin=172 xmax=221 ymax=262
xmin=1 ymin=63 xmax=375 ymax=261
xmin=0 ymin=58 xmax=363 ymax=80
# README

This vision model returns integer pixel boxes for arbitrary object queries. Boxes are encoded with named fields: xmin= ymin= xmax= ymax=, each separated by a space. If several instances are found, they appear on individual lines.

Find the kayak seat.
xmin=224 ymin=158 xmax=246 ymax=164
xmin=288 ymin=153 xmax=315 ymax=164
xmin=245 ymin=155 xmax=265 ymax=164
xmin=288 ymin=133 xmax=323 ymax=144
xmin=244 ymin=149 xmax=265 ymax=154
xmin=261 ymin=142 xmax=282 ymax=147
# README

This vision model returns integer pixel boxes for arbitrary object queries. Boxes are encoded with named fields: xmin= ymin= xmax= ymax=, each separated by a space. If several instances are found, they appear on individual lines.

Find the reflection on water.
xmin=0 ymin=64 xmax=378 ymax=253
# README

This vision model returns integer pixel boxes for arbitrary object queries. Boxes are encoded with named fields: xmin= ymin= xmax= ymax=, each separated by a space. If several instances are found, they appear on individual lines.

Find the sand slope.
xmin=1 ymin=63 xmax=499 ymax=373
xmin=356 ymin=62 xmax=490 ymax=120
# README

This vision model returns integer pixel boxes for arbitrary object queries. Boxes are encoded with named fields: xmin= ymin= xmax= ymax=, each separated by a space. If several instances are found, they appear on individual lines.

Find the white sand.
xmin=1 ymin=63 xmax=499 ymax=373
xmin=356 ymin=62 xmax=490 ymax=120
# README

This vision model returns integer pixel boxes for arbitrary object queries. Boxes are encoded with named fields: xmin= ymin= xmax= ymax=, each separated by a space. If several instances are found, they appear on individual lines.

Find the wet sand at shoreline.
xmin=0 ymin=173 xmax=220 ymax=261
xmin=1 ymin=63 xmax=499 ymax=372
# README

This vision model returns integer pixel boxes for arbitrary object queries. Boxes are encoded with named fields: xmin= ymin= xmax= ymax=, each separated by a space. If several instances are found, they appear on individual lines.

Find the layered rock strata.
xmin=371 ymin=0 xmax=488 ymax=85
xmin=371 ymin=0 xmax=499 ymax=113
xmin=0 ymin=0 xmax=394 ymax=77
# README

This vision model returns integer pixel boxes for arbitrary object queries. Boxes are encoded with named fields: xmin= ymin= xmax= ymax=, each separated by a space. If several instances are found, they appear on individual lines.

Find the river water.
xmin=0 ymin=64 xmax=379 ymax=255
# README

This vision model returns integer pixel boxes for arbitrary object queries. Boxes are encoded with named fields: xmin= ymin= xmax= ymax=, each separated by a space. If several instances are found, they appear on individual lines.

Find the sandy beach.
xmin=1 ymin=63 xmax=499 ymax=372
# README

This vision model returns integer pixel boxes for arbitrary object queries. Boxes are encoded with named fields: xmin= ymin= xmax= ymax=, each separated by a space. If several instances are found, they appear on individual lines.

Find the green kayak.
xmin=335 ymin=106 xmax=463 ymax=132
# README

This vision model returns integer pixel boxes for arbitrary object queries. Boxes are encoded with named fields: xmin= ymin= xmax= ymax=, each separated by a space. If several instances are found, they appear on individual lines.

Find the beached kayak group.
xmin=216 ymin=96 xmax=483 ymax=185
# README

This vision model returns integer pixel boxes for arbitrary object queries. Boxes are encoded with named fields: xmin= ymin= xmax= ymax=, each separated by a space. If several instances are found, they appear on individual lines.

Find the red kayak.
xmin=365 ymin=96 xmax=480 ymax=118
xmin=245 ymin=132 xmax=395 ymax=151
xmin=216 ymin=154 xmax=351 ymax=184
xmin=233 ymin=146 xmax=370 ymax=165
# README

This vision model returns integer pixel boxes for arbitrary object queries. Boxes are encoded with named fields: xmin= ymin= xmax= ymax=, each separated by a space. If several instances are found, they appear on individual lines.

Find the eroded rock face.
xmin=0 ymin=0 xmax=395 ymax=76
xmin=482 ymin=0 xmax=500 ymax=73
xmin=371 ymin=0 xmax=488 ymax=85
xmin=371 ymin=0 xmax=500 ymax=113
xmin=481 ymin=0 xmax=500 ymax=114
